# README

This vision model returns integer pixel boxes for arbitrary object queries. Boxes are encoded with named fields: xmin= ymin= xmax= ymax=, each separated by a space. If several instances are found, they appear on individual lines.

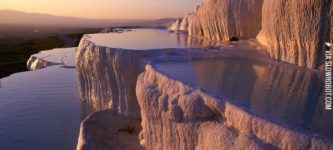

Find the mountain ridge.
xmin=0 ymin=9 xmax=176 ymax=28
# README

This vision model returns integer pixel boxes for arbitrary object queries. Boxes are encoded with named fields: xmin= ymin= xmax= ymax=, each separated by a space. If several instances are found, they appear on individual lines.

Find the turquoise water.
xmin=156 ymin=58 xmax=333 ymax=138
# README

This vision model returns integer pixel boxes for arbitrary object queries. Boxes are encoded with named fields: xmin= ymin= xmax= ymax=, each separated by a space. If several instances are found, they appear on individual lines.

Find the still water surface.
xmin=0 ymin=48 xmax=91 ymax=150
xmin=156 ymin=58 xmax=333 ymax=138
xmin=88 ymin=29 xmax=216 ymax=50
xmin=1 ymin=29 xmax=332 ymax=150
xmin=0 ymin=29 xmax=216 ymax=150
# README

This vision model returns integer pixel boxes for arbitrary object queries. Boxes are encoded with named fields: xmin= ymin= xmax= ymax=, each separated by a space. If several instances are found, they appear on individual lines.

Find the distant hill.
xmin=0 ymin=10 xmax=176 ymax=28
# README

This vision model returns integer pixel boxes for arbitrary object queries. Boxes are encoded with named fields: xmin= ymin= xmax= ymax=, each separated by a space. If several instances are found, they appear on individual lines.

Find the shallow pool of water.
xmin=0 ymin=48 xmax=92 ymax=150
xmin=88 ymin=29 xmax=217 ymax=50
xmin=156 ymin=58 xmax=333 ymax=138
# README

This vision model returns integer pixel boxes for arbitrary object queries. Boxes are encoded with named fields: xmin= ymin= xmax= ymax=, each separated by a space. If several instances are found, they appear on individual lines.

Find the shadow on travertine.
xmin=77 ymin=110 xmax=143 ymax=150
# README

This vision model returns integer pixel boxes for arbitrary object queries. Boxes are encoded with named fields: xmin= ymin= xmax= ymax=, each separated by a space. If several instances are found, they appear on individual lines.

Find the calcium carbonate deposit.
xmin=75 ymin=29 xmax=217 ymax=118
xmin=171 ymin=0 xmax=332 ymax=69
xmin=136 ymin=64 xmax=331 ymax=150
xmin=75 ymin=28 xmax=332 ymax=149
xmin=74 ymin=0 xmax=332 ymax=149
xmin=3 ymin=0 xmax=332 ymax=149
xmin=27 ymin=47 xmax=76 ymax=70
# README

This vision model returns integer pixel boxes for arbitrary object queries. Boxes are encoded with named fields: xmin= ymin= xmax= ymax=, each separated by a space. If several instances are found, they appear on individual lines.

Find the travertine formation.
xmin=169 ymin=13 xmax=194 ymax=32
xmin=172 ymin=0 xmax=332 ymax=69
xmin=179 ymin=13 xmax=194 ymax=31
xmin=75 ymin=29 xmax=333 ymax=149
xmin=27 ymin=57 xmax=48 ymax=70
xmin=174 ymin=0 xmax=263 ymax=41
xmin=136 ymin=65 xmax=333 ymax=150
xmin=24 ymin=3 xmax=332 ymax=146
xmin=76 ymin=33 xmax=272 ymax=119
xmin=258 ymin=0 xmax=331 ymax=69
xmin=75 ymin=33 xmax=212 ymax=118
xmin=190 ymin=58 xmax=333 ymax=137
xmin=77 ymin=110 xmax=143 ymax=150
xmin=27 ymin=48 xmax=76 ymax=70
xmin=168 ymin=18 xmax=182 ymax=31
xmin=76 ymin=35 xmax=146 ymax=118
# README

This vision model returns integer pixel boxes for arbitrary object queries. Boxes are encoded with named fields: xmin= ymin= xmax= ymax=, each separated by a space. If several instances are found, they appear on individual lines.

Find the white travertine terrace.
xmin=172 ymin=0 xmax=332 ymax=69
xmin=136 ymin=64 xmax=332 ymax=150
xmin=27 ymin=57 xmax=48 ymax=71
xmin=168 ymin=18 xmax=183 ymax=31
xmin=75 ymin=29 xmax=220 ymax=118
xmin=179 ymin=13 xmax=193 ymax=31
xmin=25 ymin=0 xmax=333 ymax=147
xmin=187 ymin=0 xmax=263 ymax=41
xmin=169 ymin=14 xmax=194 ymax=32
xmin=259 ymin=0 xmax=331 ymax=69
xmin=27 ymin=47 xmax=76 ymax=70
xmin=75 ymin=30 xmax=274 ymax=117
xmin=75 ymin=28 xmax=333 ymax=149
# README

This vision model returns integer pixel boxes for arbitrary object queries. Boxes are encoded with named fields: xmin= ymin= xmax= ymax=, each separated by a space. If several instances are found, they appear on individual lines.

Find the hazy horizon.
xmin=0 ymin=0 xmax=202 ymax=20
xmin=0 ymin=9 xmax=178 ymax=28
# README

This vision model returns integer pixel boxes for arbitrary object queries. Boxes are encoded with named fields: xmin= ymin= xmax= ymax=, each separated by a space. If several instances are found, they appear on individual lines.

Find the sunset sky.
xmin=0 ymin=0 xmax=202 ymax=19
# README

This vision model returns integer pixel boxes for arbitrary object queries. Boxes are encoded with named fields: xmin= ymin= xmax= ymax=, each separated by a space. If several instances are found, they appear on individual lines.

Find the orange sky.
xmin=0 ymin=0 xmax=202 ymax=19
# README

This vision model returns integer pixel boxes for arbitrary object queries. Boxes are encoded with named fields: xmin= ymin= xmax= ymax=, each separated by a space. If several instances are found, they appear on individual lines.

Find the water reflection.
xmin=175 ymin=32 xmax=217 ymax=48
xmin=156 ymin=58 xmax=333 ymax=138
xmin=88 ymin=29 xmax=217 ymax=50
xmin=0 ymin=48 xmax=84 ymax=150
